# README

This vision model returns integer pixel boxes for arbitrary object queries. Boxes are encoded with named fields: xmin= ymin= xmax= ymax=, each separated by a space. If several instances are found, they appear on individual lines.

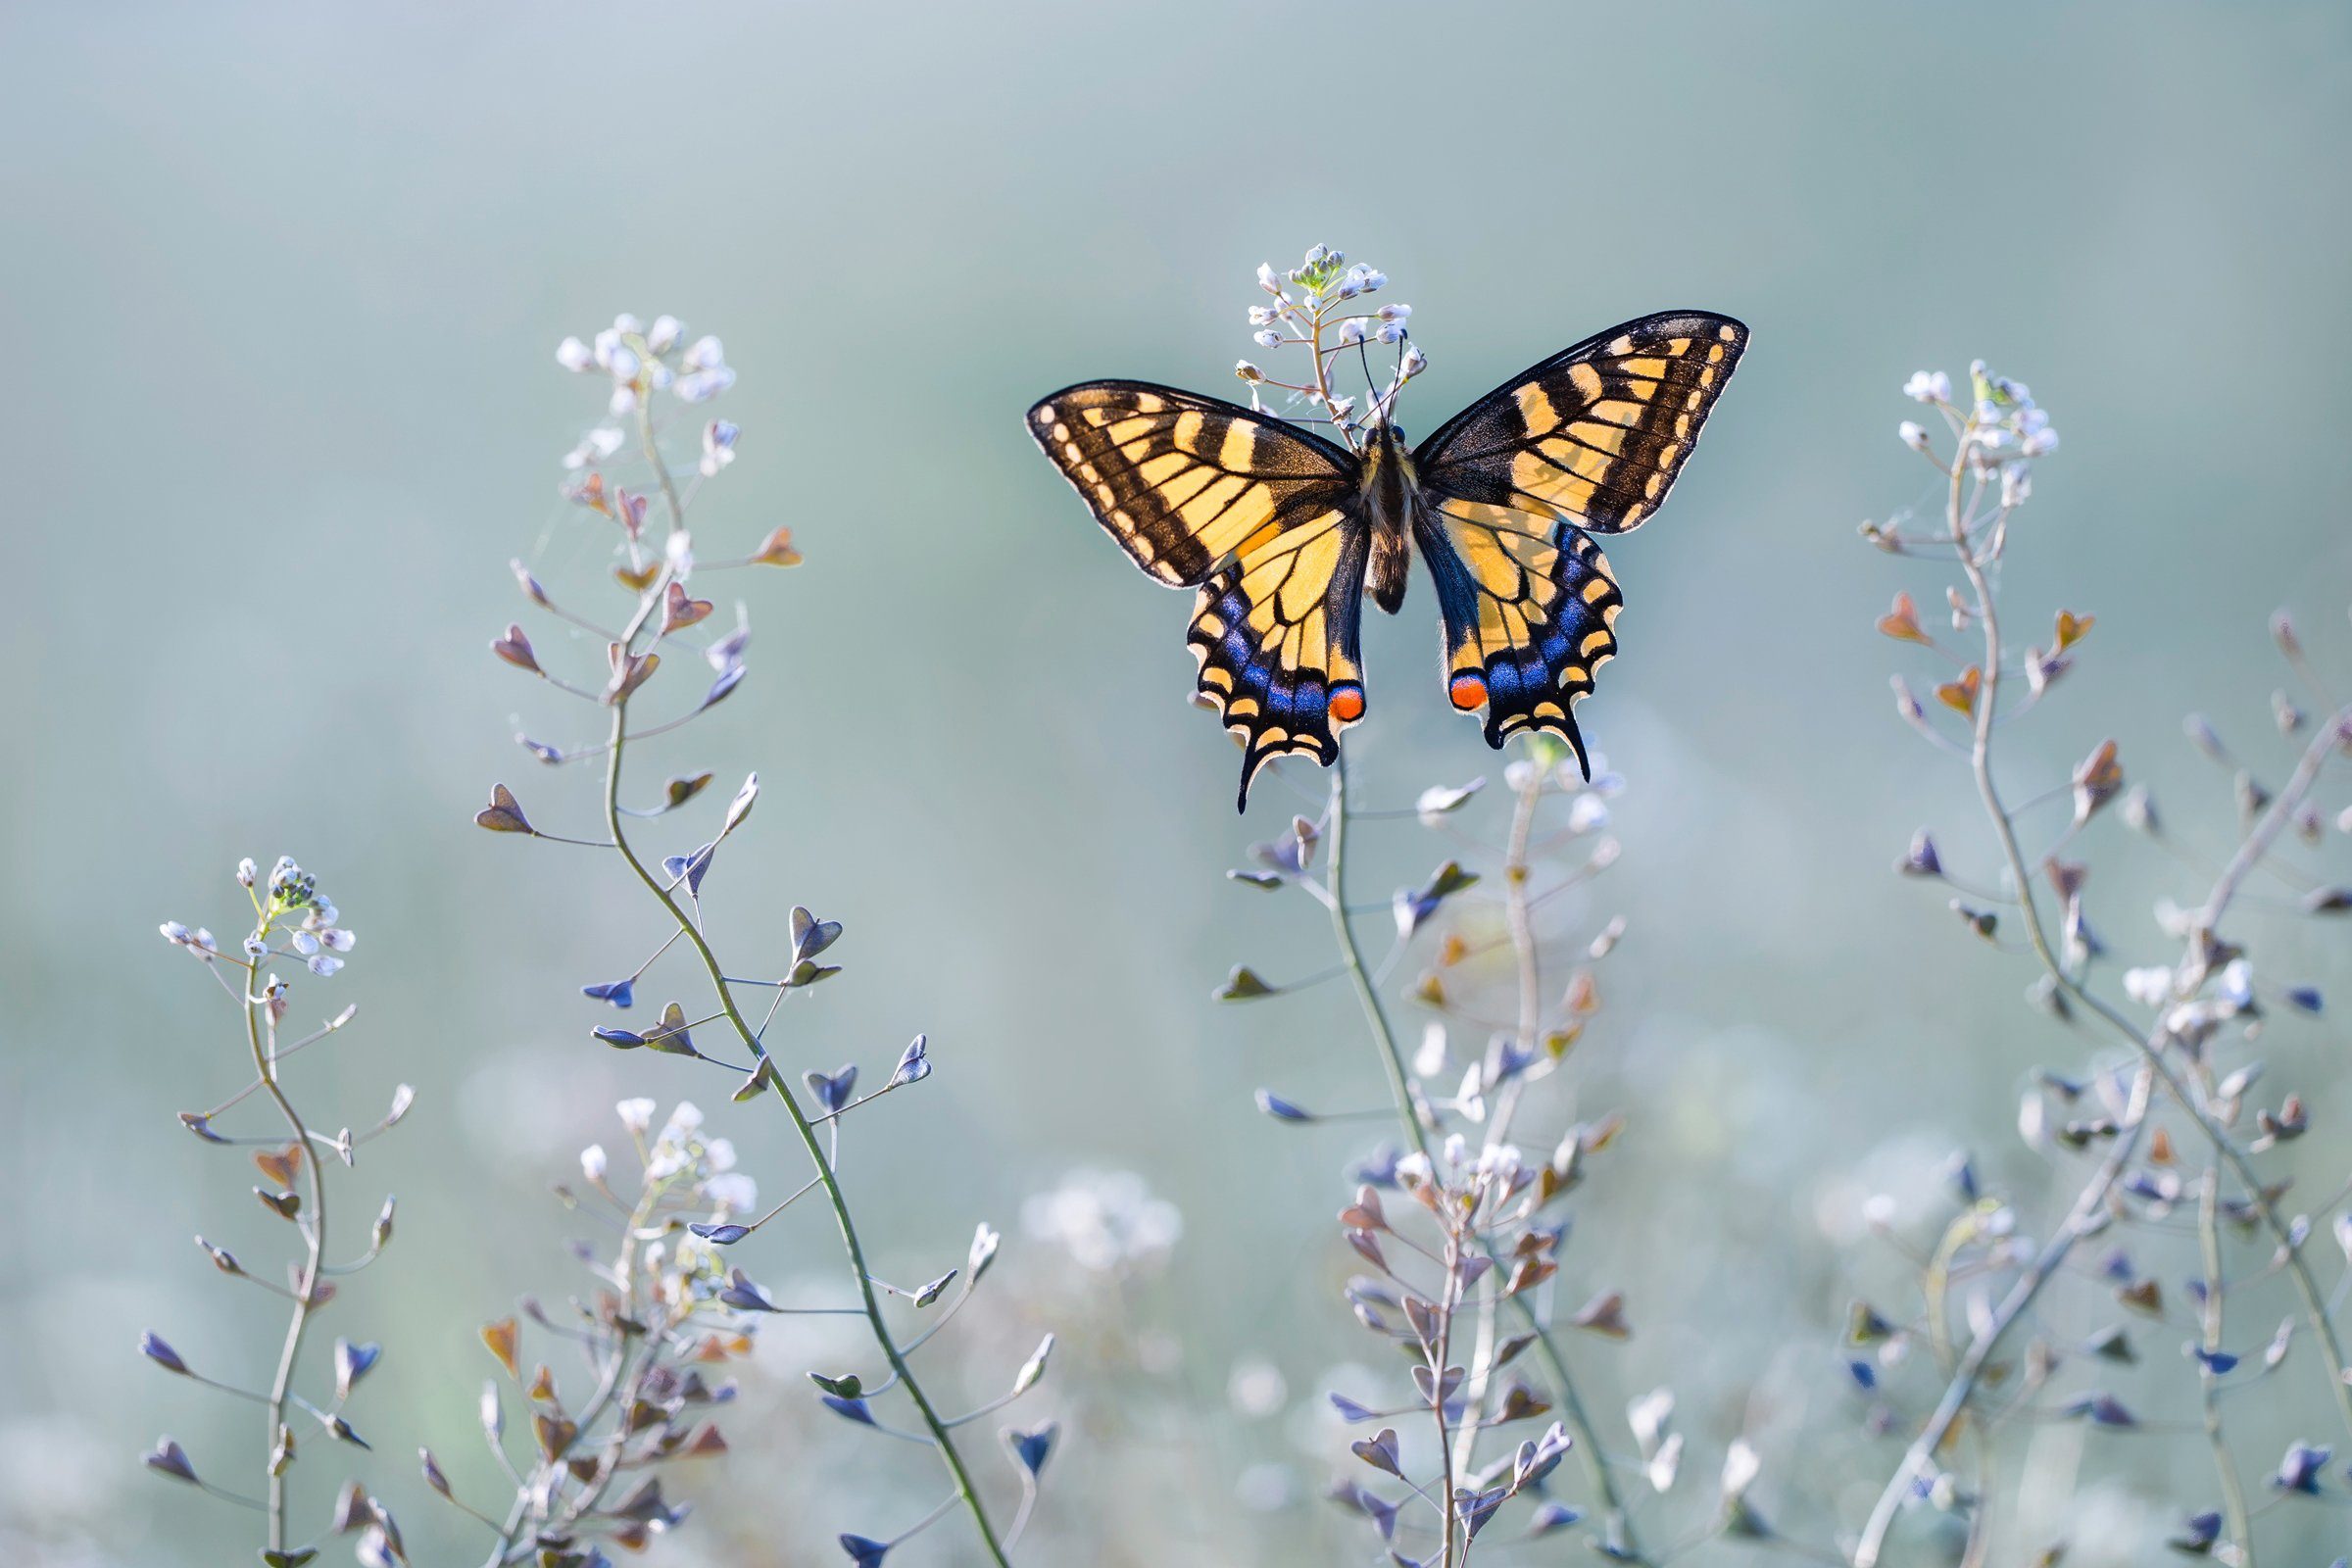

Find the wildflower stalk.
xmin=247 ymin=966 xmax=329 ymax=1559
xmin=149 ymin=864 xmax=389 ymax=1561
xmin=1857 ymin=384 xmax=2352 ymax=1565
xmin=1936 ymin=441 xmax=2352 ymax=1435
xmin=1327 ymin=754 xmax=1645 ymax=1563
xmin=1850 ymin=1067 xmax=2152 ymax=1566
xmin=2196 ymin=1166 xmax=2253 ymax=1562
xmin=593 ymin=403 xmax=1011 ymax=1567
xmin=478 ymin=1174 xmax=659 ymax=1566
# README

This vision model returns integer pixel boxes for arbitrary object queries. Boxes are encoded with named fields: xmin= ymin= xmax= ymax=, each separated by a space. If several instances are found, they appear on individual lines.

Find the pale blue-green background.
xmin=5 ymin=3 xmax=2350 ymax=1564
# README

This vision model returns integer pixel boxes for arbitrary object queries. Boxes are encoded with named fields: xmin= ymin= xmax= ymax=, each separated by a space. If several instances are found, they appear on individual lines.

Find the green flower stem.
xmin=242 ymin=956 xmax=328 ymax=1559
xmin=589 ymin=400 xmax=1010 ymax=1566
xmin=1940 ymin=448 xmax=2352 ymax=1440
xmin=1325 ymin=754 xmax=1646 ymax=1564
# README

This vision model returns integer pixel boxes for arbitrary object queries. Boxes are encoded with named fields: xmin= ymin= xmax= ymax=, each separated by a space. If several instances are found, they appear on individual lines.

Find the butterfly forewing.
xmin=1028 ymin=380 xmax=1372 ymax=807
xmin=1413 ymin=313 xmax=1747 ymax=533
xmin=1027 ymin=381 xmax=1355 ymax=585
xmin=1409 ymin=312 xmax=1745 ymax=769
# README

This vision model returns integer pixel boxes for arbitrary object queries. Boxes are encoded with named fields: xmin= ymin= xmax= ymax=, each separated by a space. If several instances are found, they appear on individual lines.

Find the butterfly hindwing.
xmin=1027 ymin=380 xmax=1369 ymax=807
xmin=1189 ymin=506 xmax=1371 ymax=808
xmin=1027 ymin=380 xmax=1355 ymax=586
xmin=1415 ymin=505 xmax=1619 ymax=770
xmin=1410 ymin=312 xmax=1744 ymax=767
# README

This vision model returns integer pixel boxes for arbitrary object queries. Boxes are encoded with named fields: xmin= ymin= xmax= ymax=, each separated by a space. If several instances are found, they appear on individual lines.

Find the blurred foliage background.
xmin=5 ymin=3 xmax=2350 ymax=1564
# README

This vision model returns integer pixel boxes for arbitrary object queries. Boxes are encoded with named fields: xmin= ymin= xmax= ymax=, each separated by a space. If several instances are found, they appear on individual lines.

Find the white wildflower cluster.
xmin=591 ymin=1100 xmax=763 ymax=1320
xmin=554 ymin=312 xmax=742 ymax=473
xmin=1395 ymin=1132 xmax=1532 ymax=1215
xmin=1231 ymin=245 xmax=1423 ymax=447
xmin=2123 ymin=956 xmax=2262 ymax=1053
xmin=1503 ymin=745 xmax=1626 ymax=841
xmin=1021 ymin=1167 xmax=1182 ymax=1276
xmin=607 ymin=1098 xmax=758 ymax=1215
xmin=160 ymin=854 xmax=355 ymax=979
xmin=1897 ymin=361 xmax=2058 ymax=508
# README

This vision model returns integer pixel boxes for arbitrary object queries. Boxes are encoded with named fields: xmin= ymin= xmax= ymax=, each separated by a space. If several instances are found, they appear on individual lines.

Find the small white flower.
xmin=580 ymin=1144 xmax=608 ymax=1182
xmin=235 ymin=858 xmax=258 ymax=887
xmin=556 ymin=336 xmax=593 ymax=372
xmin=606 ymin=344 xmax=641 ymax=383
xmin=307 ymin=954 xmax=343 ymax=977
xmin=612 ymin=312 xmax=644 ymax=335
xmin=647 ymin=315 xmax=683 ymax=354
xmin=1628 ymin=1388 xmax=1676 ymax=1451
xmin=1337 ymin=318 xmax=1368 ymax=346
xmin=660 ymin=1102 xmax=705 ymax=1142
xmin=704 ymin=1137 xmax=736 ymax=1172
xmin=1247 ymin=305 xmax=1278 ymax=326
xmin=705 ymin=1172 xmax=758 ymax=1213
xmin=1375 ymin=320 xmax=1406 ymax=344
xmin=2020 ymin=428 xmax=2059 ymax=457
xmin=609 ymin=384 xmax=640 ymax=417
xmin=673 ymin=367 xmax=736 ymax=403
xmin=1256 ymin=263 xmax=1280 ymax=294
xmin=1897 ymin=420 xmax=1930 ymax=451
xmin=1721 ymin=1439 xmax=1759 ymax=1504
xmin=616 ymin=1098 xmax=657 ymax=1134
xmin=1398 ymin=345 xmax=1427 ymax=378
xmin=591 ymin=328 xmax=621 ymax=369
xmin=1902 ymin=370 xmax=1950 ymax=403
xmin=1377 ymin=302 xmax=1410 ymax=322
xmin=563 ymin=425 xmax=626 ymax=471
xmin=1252 ymin=329 xmax=1282 ymax=349
xmin=1566 ymin=793 xmax=1610 ymax=834
xmin=664 ymin=530 xmax=694 ymax=579
xmin=700 ymin=419 xmax=739 ymax=478
xmin=1999 ymin=464 xmax=2033 ymax=508
xmin=1414 ymin=1022 xmax=1447 ymax=1078
xmin=2123 ymin=965 xmax=2172 ymax=1007
xmin=682 ymin=335 xmax=726 ymax=370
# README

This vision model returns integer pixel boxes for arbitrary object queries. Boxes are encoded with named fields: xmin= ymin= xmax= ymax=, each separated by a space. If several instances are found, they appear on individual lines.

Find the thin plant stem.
xmin=243 ymin=963 xmax=327 ymax=1559
xmin=1448 ymin=764 xmax=1543 ymax=1483
xmin=589 ymin=403 xmax=1011 ymax=1566
xmin=1326 ymin=755 xmax=1647 ymax=1563
xmin=2198 ymin=1165 xmax=2254 ymax=1563
xmin=1851 ymin=1065 xmax=2154 ymax=1567
xmin=1937 ymin=452 xmax=2352 ymax=1439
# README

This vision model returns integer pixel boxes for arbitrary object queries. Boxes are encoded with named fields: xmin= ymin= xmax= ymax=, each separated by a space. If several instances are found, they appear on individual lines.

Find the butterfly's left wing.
xmin=1409 ymin=312 xmax=1747 ymax=770
xmin=1027 ymin=381 xmax=1369 ymax=809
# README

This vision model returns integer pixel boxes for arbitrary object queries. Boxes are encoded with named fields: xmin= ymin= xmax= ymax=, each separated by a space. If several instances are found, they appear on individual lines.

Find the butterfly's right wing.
xmin=1027 ymin=381 xmax=1367 ymax=808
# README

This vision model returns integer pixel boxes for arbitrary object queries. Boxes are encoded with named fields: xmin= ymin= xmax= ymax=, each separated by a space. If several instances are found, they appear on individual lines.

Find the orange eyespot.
xmin=1448 ymin=673 xmax=1488 ymax=711
xmin=1329 ymin=683 xmax=1365 ymax=723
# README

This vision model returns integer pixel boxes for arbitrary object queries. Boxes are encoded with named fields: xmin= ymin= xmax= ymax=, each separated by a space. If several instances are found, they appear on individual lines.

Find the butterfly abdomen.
xmin=1360 ymin=423 xmax=1416 ymax=615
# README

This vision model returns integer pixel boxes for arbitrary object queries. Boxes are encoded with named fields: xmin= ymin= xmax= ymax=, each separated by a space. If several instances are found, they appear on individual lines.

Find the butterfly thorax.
xmin=1359 ymin=418 xmax=1416 ymax=614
